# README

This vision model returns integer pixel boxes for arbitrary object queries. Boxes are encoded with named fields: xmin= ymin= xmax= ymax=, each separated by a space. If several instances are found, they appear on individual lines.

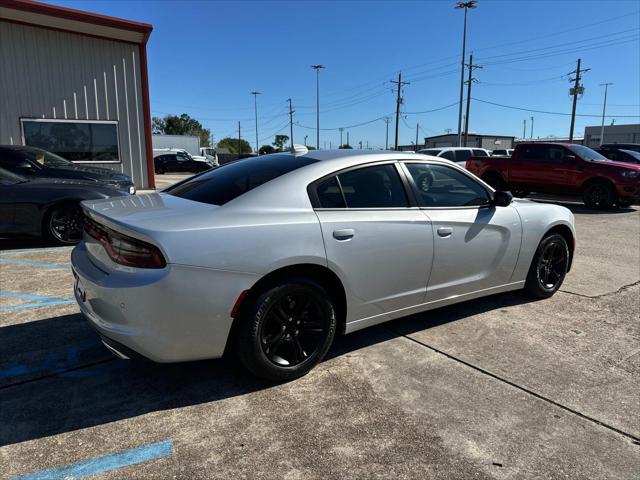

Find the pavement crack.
xmin=388 ymin=328 xmax=640 ymax=444
xmin=560 ymin=280 xmax=640 ymax=299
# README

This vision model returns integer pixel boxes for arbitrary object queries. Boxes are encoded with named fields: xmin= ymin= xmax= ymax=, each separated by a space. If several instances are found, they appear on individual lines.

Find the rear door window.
xmin=440 ymin=150 xmax=456 ymax=161
xmin=454 ymin=150 xmax=472 ymax=163
xmin=520 ymin=145 xmax=548 ymax=161
xmin=472 ymin=149 xmax=488 ymax=157
xmin=316 ymin=177 xmax=346 ymax=208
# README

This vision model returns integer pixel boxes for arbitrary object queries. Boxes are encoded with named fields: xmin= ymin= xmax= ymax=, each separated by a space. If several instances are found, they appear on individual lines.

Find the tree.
xmin=217 ymin=137 xmax=252 ymax=155
xmin=152 ymin=113 xmax=211 ymax=147
xmin=273 ymin=134 xmax=289 ymax=151
xmin=259 ymin=144 xmax=276 ymax=155
xmin=338 ymin=144 xmax=353 ymax=149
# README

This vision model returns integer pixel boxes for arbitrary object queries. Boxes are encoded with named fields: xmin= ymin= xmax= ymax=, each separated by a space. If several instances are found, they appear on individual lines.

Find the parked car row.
xmin=0 ymin=145 xmax=134 ymax=245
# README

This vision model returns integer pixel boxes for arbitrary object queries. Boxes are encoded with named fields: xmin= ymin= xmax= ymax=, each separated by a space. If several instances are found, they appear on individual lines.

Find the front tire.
xmin=523 ymin=233 xmax=570 ymax=299
xmin=235 ymin=278 xmax=337 ymax=381
xmin=583 ymin=181 xmax=614 ymax=209
xmin=45 ymin=203 xmax=84 ymax=245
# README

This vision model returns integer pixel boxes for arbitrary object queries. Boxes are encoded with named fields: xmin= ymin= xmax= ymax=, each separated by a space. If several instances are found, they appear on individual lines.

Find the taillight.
xmin=84 ymin=217 xmax=166 ymax=269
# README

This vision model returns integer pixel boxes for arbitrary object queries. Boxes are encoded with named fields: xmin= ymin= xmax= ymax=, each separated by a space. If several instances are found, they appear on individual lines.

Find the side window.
xmin=546 ymin=147 xmax=567 ymax=162
xmin=520 ymin=145 xmax=547 ymax=160
xmin=440 ymin=150 xmax=456 ymax=161
xmin=454 ymin=150 xmax=472 ymax=163
xmin=472 ymin=149 xmax=488 ymax=157
xmin=405 ymin=163 xmax=490 ymax=208
xmin=337 ymin=164 xmax=408 ymax=208
xmin=316 ymin=177 xmax=345 ymax=208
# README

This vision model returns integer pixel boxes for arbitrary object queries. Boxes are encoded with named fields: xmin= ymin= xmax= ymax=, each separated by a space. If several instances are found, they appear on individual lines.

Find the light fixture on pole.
xmin=311 ymin=64 xmax=325 ymax=149
xmin=251 ymin=91 xmax=261 ymax=153
xmin=455 ymin=0 xmax=477 ymax=147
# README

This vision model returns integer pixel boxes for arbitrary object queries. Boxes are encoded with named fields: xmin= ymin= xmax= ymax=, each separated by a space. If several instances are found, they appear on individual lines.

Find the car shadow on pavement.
xmin=526 ymin=197 xmax=637 ymax=215
xmin=0 ymin=291 xmax=534 ymax=447
xmin=0 ymin=237 xmax=60 ymax=251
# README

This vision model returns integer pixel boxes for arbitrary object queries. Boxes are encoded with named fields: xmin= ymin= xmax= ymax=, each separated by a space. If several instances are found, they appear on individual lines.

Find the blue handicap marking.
xmin=0 ymin=290 xmax=75 ymax=311
xmin=11 ymin=440 xmax=174 ymax=479
xmin=0 ymin=258 xmax=70 ymax=269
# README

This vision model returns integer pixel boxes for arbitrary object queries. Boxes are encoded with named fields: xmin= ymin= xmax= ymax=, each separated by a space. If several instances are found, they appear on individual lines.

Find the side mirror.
xmin=492 ymin=190 xmax=513 ymax=207
xmin=562 ymin=155 xmax=576 ymax=164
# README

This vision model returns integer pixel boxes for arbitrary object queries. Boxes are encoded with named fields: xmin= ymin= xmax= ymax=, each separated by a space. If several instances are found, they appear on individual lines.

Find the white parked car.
xmin=152 ymin=148 xmax=213 ymax=166
xmin=72 ymin=148 xmax=575 ymax=380
xmin=492 ymin=149 xmax=514 ymax=157
xmin=418 ymin=147 xmax=491 ymax=167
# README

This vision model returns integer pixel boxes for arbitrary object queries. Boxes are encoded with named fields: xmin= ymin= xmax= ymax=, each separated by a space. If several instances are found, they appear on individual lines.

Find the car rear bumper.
xmin=71 ymin=242 xmax=258 ymax=362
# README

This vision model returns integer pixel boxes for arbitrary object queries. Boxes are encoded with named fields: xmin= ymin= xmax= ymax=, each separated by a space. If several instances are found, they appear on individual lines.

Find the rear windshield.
xmin=419 ymin=149 xmax=442 ymax=155
xmin=165 ymin=154 xmax=317 ymax=205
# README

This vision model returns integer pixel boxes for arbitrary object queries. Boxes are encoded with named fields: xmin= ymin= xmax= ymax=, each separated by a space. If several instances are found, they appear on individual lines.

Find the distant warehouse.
xmin=0 ymin=0 xmax=155 ymax=188
xmin=398 ymin=133 xmax=515 ymax=151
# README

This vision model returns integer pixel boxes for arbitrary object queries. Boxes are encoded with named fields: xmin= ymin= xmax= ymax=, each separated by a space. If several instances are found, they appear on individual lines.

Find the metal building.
xmin=583 ymin=124 xmax=640 ymax=147
xmin=0 ymin=0 xmax=155 ymax=188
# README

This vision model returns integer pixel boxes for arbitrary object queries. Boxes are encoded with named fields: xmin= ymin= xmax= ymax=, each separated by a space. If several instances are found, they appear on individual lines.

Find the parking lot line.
xmin=10 ymin=440 xmax=173 ymax=480
xmin=0 ymin=291 xmax=75 ymax=311
xmin=0 ymin=258 xmax=70 ymax=269
xmin=0 ymin=247 xmax=74 ymax=256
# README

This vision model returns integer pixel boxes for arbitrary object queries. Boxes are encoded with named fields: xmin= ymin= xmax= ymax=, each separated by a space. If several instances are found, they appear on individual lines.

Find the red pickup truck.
xmin=466 ymin=142 xmax=640 ymax=208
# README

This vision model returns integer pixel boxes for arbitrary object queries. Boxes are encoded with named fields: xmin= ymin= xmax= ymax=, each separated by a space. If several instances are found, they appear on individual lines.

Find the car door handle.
xmin=333 ymin=229 xmax=355 ymax=241
xmin=437 ymin=227 xmax=453 ymax=237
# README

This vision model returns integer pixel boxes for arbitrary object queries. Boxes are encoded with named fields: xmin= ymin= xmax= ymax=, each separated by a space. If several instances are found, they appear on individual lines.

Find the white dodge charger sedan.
xmin=72 ymin=148 xmax=575 ymax=380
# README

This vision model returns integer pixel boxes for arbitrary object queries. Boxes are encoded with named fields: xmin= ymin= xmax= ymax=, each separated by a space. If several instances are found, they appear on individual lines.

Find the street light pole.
xmin=530 ymin=116 xmax=534 ymax=139
xmin=599 ymin=83 xmax=613 ymax=145
xmin=251 ymin=91 xmax=261 ymax=153
xmin=304 ymin=135 xmax=308 ymax=146
xmin=311 ymin=64 xmax=325 ymax=149
xmin=455 ymin=1 xmax=477 ymax=147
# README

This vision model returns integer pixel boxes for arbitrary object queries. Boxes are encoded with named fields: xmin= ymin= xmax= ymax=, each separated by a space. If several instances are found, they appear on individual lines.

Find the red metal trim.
xmin=0 ymin=0 xmax=152 ymax=37
xmin=138 ymin=42 xmax=155 ymax=189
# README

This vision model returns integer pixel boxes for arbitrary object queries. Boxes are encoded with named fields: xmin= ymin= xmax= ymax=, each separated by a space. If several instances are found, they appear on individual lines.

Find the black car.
xmin=600 ymin=143 xmax=640 ymax=154
xmin=154 ymin=152 xmax=211 ymax=174
xmin=0 ymin=145 xmax=135 ymax=194
xmin=0 ymin=167 xmax=128 ymax=245
xmin=596 ymin=147 xmax=640 ymax=165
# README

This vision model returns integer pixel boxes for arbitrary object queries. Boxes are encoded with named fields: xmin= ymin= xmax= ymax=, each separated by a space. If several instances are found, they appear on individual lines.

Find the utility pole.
xmin=237 ymin=121 xmax=241 ymax=158
xmin=599 ymin=82 xmax=613 ymax=145
xmin=530 ymin=116 xmax=534 ymax=139
xmin=366 ymin=140 xmax=369 ymax=149
xmin=415 ymin=123 xmax=419 ymax=149
xmin=346 ymin=131 xmax=350 ymax=146
xmin=311 ymin=64 xmax=325 ymax=149
xmin=391 ymin=71 xmax=410 ymax=150
xmin=455 ymin=1 xmax=477 ymax=147
xmin=304 ymin=135 xmax=308 ymax=146
xmin=287 ymin=98 xmax=294 ymax=146
xmin=358 ymin=140 xmax=363 ymax=149
xmin=384 ymin=117 xmax=390 ymax=150
xmin=463 ymin=53 xmax=482 ymax=147
xmin=251 ymin=91 xmax=261 ymax=153
xmin=339 ymin=127 xmax=344 ymax=147
xmin=523 ymin=119 xmax=526 ymax=139
xmin=568 ymin=58 xmax=590 ymax=143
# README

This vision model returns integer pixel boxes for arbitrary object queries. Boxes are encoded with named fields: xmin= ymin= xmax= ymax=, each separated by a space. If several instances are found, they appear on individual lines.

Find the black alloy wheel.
xmin=583 ymin=181 xmax=614 ymax=209
xmin=236 ymin=278 xmax=336 ymax=381
xmin=46 ymin=204 xmax=84 ymax=245
xmin=524 ymin=233 xmax=569 ymax=298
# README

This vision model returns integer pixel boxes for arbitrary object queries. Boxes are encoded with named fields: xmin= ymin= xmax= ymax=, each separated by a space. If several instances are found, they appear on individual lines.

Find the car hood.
xmin=26 ymin=176 xmax=106 ymax=187
xmin=45 ymin=164 xmax=133 ymax=183
xmin=591 ymin=159 xmax=640 ymax=171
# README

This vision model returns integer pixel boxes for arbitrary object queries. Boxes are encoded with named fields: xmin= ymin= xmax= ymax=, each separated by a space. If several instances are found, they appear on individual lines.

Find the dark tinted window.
xmin=337 ymin=164 xmax=408 ymax=208
xmin=520 ymin=145 xmax=548 ymax=160
xmin=166 ymin=154 xmax=317 ymax=205
xmin=406 ymin=163 xmax=490 ymax=207
xmin=568 ymin=145 xmax=608 ymax=161
xmin=546 ymin=146 xmax=567 ymax=162
xmin=454 ymin=150 xmax=472 ymax=162
xmin=440 ymin=150 xmax=456 ymax=161
xmin=22 ymin=120 xmax=120 ymax=162
xmin=472 ymin=149 xmax=488 ymax=157
xmin=317 ymin=177 xmax=345 ymax=208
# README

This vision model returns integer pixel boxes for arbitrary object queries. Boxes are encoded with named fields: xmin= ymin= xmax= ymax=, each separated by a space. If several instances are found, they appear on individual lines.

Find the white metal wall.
xmin=0 ymin=20 xmax=150 ymax=188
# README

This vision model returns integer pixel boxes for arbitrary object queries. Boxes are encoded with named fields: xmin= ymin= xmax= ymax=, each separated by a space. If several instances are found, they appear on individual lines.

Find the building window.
xmin=21 ymin=119 xmax=120 ymax=163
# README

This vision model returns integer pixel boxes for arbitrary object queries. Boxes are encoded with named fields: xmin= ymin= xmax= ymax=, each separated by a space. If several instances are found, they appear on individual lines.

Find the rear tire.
xmin=44 ymin=203 xmax=84 ymax=245
xmin=235 ymin=277 xmax=337 ymax=381
xmin=582 ymin=181 xmax=615 ymax=209
xmin=523 ymin=233 xmax=569 ymax=299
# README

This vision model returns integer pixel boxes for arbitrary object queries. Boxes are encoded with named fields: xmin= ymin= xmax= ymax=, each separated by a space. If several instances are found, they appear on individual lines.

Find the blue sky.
xmin=51 ymin=0 xmax=639 ymax=149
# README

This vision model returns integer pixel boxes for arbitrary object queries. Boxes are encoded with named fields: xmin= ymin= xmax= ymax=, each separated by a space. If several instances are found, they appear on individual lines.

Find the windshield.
xmin=568 ymin=145 xmax=608 ymax=162
xmin=166 ymin=154 xmax=318 ymax=205
xmin=620 ymin=149 xmax=640 ymax=161
xmin=0 ymin=167 xmax=26 ymax=185
xmin=17 ymin=147 xmax=74 ymax=167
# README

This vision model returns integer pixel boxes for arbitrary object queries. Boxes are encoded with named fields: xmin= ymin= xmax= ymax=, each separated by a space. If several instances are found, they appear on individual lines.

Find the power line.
xmin=472 ymin=97 xmax=640 ymax=118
